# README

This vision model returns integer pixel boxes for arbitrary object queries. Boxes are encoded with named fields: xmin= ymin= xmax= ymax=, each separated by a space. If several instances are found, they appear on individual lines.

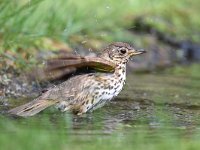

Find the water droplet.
xmin=74 ymin=49 xmax=78 ymax=54
xmin=81 ymin=40 xmax=87 ymax=44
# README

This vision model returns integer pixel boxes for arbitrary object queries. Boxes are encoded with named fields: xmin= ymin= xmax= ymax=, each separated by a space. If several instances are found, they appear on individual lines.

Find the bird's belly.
xmin=89 ymin=82 xmax=124 ymax=111
xmin=57 ymin=75 xmax=125 ymax=113
xmin=100 ymin=90 xmax=115 ymax=100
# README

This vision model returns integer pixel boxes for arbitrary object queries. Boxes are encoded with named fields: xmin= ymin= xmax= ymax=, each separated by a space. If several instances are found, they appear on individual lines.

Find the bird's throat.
xmin=114 ymin=64 xmax=126 ymax=85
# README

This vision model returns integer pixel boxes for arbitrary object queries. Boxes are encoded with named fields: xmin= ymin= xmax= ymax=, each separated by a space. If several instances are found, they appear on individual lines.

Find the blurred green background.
xmin=1 ymin=0 xmax=200 ymax=69
xmin=0 ymin=0 xmax=200 ymax=150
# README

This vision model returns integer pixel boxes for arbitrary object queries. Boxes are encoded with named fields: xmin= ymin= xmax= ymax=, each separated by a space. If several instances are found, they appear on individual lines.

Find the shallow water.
xmin=4 ymin=73 xmax=200 ymax=129
xmin=0 ymin=73 xmax=200 ymax=149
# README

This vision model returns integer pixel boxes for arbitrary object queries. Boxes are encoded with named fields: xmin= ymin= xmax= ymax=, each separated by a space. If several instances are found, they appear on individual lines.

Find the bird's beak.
xmin=128 ymin=49 xmax=146 ymax=56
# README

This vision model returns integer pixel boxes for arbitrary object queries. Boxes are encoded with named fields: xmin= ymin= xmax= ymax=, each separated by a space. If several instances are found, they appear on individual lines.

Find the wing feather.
xmin=30 ymin=53 xmax=115 ymax=81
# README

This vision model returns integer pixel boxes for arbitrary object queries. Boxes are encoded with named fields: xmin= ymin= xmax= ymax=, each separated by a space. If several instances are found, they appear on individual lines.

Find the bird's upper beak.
xmin=128 ymin=49 xmax=146 ymax=56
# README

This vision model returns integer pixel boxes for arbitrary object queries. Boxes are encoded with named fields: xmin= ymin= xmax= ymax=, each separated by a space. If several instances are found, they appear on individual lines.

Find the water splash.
xmin=106 ymin=6 xmax=110 ymax=9
xmin=74 ymin=49 xmax=78 ymax=54
xmin=81 ymin=41 xmax=87 ymax=44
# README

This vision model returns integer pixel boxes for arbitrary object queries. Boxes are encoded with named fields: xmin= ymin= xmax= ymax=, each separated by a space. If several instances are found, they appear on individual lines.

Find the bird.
xmin=8 ymin=42 xmax=146 ymax=117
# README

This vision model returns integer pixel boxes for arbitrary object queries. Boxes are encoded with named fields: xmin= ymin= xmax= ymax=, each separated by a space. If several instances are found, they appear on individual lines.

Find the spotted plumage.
xmin=8 ymin=42 xmax=145 ymax=117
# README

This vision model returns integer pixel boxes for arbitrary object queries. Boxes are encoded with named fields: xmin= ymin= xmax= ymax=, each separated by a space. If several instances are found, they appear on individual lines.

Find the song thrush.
xmin=8 ymin=42 xmax=146 ymax=117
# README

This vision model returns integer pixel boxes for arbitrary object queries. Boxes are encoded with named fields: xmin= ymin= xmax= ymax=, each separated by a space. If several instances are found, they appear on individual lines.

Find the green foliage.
xmin=0 ymin=0 xmax=131 ymax=51
xmin=0 ymin=0 xmax=200 ymax=70
xmin=0 ymin=0 xmax=134 ymax=69
xmin=129 ymin=0 xmax=200 ymax=42
xmin=0 ymin=0 xmax=199 ymax=51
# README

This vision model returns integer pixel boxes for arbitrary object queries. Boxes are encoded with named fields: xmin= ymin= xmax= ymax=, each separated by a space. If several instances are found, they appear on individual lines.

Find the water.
xmin=0 ymin=73 xmax=200 ymax=149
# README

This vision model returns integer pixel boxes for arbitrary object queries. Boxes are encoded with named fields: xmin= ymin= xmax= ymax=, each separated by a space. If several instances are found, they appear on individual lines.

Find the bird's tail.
xmin=8 ymin=99 xmax=58 ymax=117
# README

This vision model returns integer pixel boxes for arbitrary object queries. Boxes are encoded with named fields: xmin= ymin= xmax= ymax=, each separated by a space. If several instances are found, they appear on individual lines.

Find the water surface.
xmin=0 ymin=73 xmax=200 ymax=150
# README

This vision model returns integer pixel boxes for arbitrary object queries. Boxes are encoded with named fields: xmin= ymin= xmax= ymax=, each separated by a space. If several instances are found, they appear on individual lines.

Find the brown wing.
xmin=31 ymin=53 xmax=115 ymax=81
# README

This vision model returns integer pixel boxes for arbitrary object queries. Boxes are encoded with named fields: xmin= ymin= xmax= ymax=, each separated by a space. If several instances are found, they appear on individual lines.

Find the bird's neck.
xmin=114 ymin=63 xmax=126 ymax=80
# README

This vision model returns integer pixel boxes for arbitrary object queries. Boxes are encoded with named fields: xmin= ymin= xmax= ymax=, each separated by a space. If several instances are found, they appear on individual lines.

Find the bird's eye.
xmin=119 ymin=49 xmax=127 ymax=54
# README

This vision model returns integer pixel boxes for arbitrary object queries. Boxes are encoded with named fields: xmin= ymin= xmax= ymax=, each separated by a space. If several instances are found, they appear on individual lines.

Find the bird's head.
xmin=100 ymin=42 xmax=146 ymax=64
